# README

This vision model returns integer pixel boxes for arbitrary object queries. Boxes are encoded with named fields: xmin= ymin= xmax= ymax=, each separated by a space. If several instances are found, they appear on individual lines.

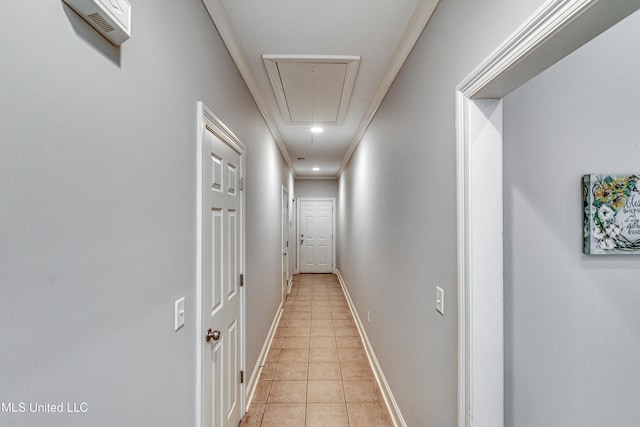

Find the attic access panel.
xmin=263 ymin=55 xmax=360 ymax=124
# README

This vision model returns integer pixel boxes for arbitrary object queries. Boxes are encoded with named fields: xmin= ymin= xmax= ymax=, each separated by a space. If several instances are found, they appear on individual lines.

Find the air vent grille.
xmin=62 ymin=0 xmax=130 ymax=45
xmin=88 ymin=12 xmax=115 ymax=33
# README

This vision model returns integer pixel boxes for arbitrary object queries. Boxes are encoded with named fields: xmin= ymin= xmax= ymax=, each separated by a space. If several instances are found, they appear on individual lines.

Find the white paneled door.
xmin=299 ymin=199 xmax=334 ymax=273
xmin=199 ymin=105 xmax=243 ymax=427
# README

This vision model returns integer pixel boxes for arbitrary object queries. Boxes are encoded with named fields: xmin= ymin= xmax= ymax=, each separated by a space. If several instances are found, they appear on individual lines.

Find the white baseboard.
xmin=335 ymin=270 xmax=407 ymax=427
xmin=244 ymin=303 xmax=283 ymax=413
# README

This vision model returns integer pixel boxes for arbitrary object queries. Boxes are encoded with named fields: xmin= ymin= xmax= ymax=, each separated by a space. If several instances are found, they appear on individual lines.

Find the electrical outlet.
xmin=175 ymin=297 xmax=185 ymax=331
xmin=435 ymin=287 xmax=444 ymax=315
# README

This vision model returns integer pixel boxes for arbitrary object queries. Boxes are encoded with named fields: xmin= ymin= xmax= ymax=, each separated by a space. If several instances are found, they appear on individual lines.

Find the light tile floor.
xmin=240 ymin=273 xmax=394 ymax=427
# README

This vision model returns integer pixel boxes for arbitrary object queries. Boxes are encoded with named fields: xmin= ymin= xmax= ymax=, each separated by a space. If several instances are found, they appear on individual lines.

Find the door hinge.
xmin=240 ymin=370 xmax=244 ymax=384
xmin=240 ymin=274 xmax=244 ymax=287
xmin=239 ymin=177 xmax=244 ymax=191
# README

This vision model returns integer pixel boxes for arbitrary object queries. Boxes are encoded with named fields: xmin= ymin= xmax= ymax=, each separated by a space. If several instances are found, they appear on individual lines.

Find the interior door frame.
xmin=281 ymin=185 xmax=290 ymax=303
xmin=456 ymin=1 xmax=640 ymax=426
xmin=296 ymin=197 xmax=336 ymax=273
xmin=195 ymin=101 xmax=246 ymax=427
xmin=291 ymin=197 xmax=297 ymax=275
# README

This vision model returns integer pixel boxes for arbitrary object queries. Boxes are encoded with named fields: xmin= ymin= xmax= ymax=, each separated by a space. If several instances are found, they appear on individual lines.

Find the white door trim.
xmin=196 ymin=101 xmax=246 ymax=427
xmin=455 ymin=1 xmax=640 ymax=426
xmin=292 ymin=197 xmax=298 ymax=275
xmin=296 ymin=197 xmax=336 ymax=273
xmin=281 ymin=185 xmax=290 ymax=304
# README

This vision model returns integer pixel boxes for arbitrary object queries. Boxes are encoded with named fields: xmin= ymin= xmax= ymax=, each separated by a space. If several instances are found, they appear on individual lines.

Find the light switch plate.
xmin=435 ymin=287 xmax=444 ymax=315
xmin=175 ymin=297 xmax=185 ymax=331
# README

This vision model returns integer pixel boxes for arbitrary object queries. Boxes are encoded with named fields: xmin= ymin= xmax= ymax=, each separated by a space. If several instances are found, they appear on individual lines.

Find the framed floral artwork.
xmin=583 ymin=174 xmax=640 ymax=254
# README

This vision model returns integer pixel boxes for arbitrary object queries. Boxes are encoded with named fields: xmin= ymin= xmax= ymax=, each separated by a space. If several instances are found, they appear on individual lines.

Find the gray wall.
xmin=295 ymin=179 xmax=338 ymax=199
xmin=337 ymin=0 xmax=544 ymax=425
xmin=0 ymin=1 xmax=290 ymax=426
xmin=503 ymin=10 xmax=640 ymax=426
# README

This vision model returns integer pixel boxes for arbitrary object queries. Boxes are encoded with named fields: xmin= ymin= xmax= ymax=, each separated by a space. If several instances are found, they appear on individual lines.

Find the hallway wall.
xmin=295 ymin=179 xmax=339 ymax=200
xmin=503 ymin=10 xmax=640 ymax=426
xmin=0 ymin=1 xmax=291 ymax=426
xmin=337 ymin=0 xmax=544 ymax=425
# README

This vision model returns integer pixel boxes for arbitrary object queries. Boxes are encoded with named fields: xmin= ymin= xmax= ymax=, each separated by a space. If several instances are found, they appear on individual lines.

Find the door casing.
xmin=281 ymin=185 xmax=290 ymax=304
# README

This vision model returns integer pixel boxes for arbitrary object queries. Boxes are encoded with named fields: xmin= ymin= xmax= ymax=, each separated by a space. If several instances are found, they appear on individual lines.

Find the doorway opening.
xmin=455 ymin=1 xmax=640 ymax=425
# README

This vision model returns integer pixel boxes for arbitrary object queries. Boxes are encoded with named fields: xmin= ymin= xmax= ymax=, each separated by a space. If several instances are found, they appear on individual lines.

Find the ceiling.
xmin=202 ymin=0 xmax=440 ymax=178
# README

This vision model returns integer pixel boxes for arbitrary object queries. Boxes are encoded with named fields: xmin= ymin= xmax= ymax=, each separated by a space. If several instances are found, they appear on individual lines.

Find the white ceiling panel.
xmin=263 ymin=55 xmax=360 ymax=124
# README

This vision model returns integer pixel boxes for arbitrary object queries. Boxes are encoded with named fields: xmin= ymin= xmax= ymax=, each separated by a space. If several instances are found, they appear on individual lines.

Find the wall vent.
xmin=62 ymin=0 xmax=131 ymax=45
xmin=88 ymin=12 xmax=115 ymax=33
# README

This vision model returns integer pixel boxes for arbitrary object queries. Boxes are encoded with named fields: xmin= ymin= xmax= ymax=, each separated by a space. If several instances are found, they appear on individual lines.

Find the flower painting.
xmin=583 ymin=174 xmax=640 ymax=254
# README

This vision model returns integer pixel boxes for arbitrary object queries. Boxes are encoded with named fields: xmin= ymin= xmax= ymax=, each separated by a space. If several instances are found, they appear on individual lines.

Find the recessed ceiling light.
xmin=310 ymin=127 xmax=323 ymax=133
xmin=312 ymin=167 xmax=320 ymax=171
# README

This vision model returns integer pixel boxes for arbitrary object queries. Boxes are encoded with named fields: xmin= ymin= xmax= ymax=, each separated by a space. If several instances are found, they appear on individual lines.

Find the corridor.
xmin=240 ymin=274 xmax=393 ymax=427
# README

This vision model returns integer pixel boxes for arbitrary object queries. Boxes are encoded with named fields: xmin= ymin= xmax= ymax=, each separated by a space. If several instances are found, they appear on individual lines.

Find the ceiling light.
xmin=310 ymin=127 xmax=323 ymax=133
xmin=312 ymin=167 xmax=320 ymax=171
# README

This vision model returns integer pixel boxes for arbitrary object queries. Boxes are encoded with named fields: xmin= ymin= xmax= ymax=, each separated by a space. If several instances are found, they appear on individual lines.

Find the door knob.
xmin=206 ymin=328 xmax=221 ymax=342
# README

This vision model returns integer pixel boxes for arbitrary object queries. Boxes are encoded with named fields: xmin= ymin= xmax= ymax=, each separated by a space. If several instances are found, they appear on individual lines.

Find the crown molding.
xmin=338 ymin=0 xmax=441 ymax=177
xmin=460 ymin=0 xmax=640 ymax=99
xmin=202 ymin=0 xmax=296 ymax=175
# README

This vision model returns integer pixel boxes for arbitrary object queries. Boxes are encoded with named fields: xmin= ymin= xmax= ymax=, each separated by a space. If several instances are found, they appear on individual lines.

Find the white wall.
xmin=337 ymin=0 xmax=544 ymax=425
xmin=0 ymin=1 xmax=290 ymax=425
xmin=503 ymin=10 xmax=640 ymax=426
